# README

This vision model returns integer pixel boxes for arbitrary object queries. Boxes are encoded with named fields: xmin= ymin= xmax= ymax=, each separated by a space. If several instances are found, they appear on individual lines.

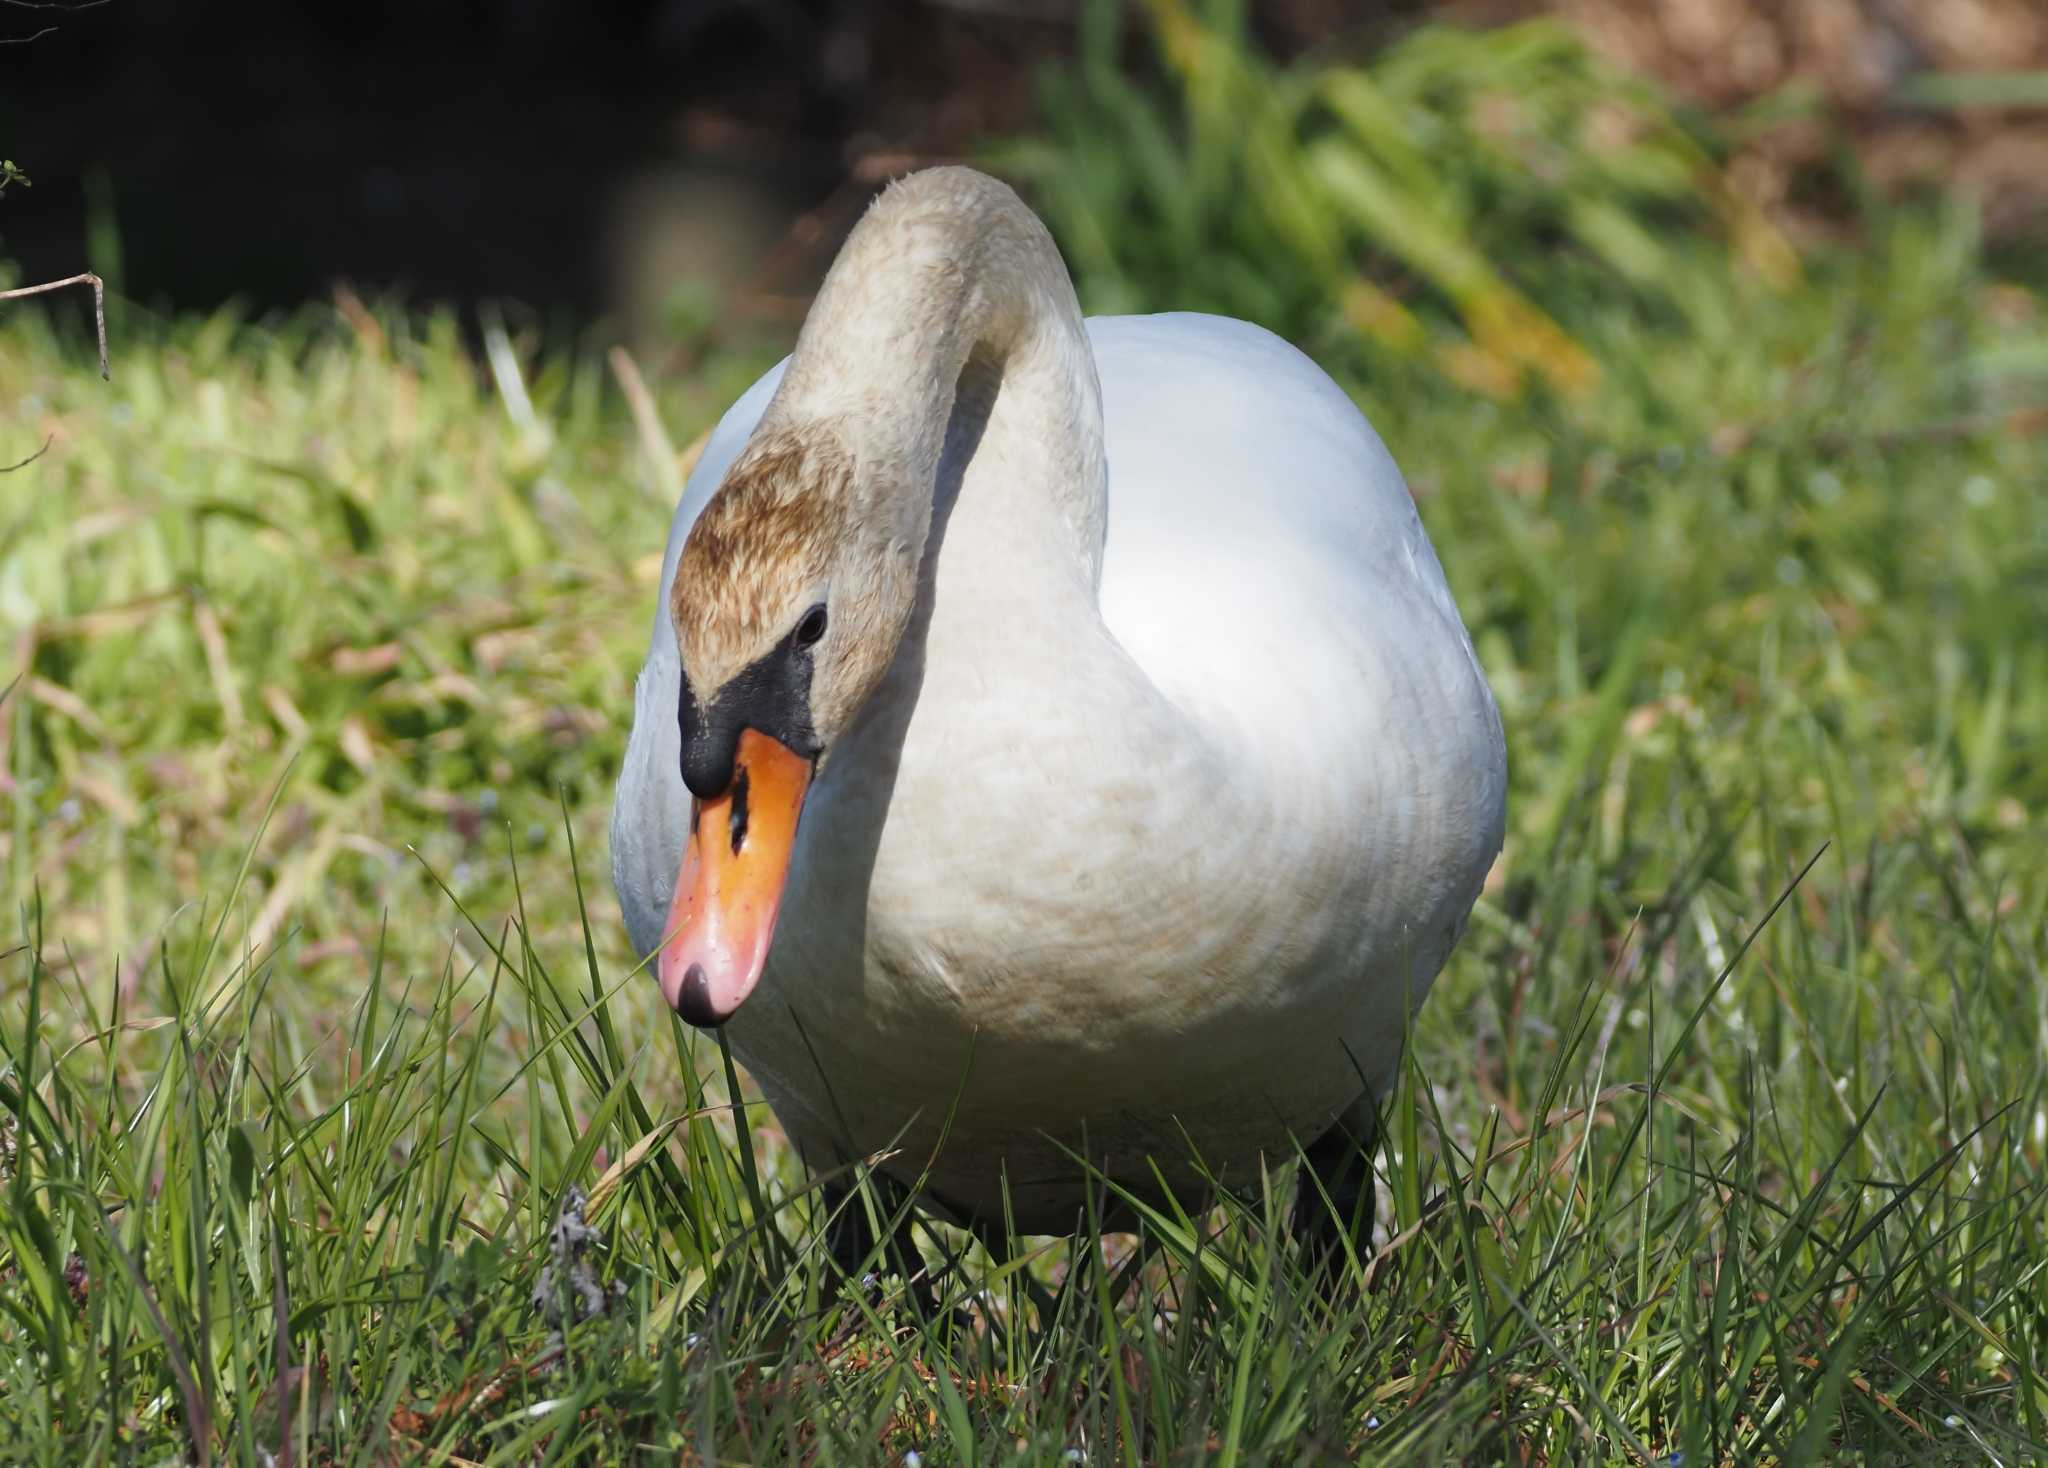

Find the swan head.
xmin=656 ymin=423 xmax=920 ymax=1027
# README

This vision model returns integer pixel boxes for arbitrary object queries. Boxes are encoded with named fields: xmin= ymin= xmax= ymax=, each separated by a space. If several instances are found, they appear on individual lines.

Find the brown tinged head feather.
xmin=671 ymin=426 xmax=853 ymax=697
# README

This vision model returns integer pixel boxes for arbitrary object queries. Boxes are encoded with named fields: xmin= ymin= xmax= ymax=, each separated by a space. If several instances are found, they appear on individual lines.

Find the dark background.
xmin=0 ymin=0 xmax=1401 ymax=322
xmin=5 ymin=0 xmax=2043 ymax=325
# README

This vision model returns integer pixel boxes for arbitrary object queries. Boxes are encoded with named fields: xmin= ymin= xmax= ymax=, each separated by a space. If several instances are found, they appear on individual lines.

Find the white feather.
xmin=613 ymin=188 xmax=1504 ymax=1231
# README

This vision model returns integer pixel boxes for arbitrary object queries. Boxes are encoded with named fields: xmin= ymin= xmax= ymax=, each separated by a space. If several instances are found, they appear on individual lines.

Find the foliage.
xmin=2 ymin=11 xmax=2046 ymax=1465
xmin=1004 ymin=1 xmax=1799 ymax=405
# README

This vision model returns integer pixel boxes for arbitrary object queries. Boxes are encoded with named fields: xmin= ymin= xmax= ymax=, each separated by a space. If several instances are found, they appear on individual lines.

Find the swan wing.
xmin=1090 ymin=316 xmax=1503 ymax=887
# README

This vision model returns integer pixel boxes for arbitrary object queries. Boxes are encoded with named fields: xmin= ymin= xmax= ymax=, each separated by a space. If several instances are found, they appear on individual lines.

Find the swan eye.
xmin=794 ymin=604 xmax=828 ymax=648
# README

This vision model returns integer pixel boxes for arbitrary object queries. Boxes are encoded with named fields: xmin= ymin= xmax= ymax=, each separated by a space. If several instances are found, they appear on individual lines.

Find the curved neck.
xmin=759 ymin=168 xmax=1109 ymax=589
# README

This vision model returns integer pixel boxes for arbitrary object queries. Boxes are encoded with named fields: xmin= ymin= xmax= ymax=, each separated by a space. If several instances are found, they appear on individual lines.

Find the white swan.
xmin=612 ymin=167 xmax=1505 ymax=1233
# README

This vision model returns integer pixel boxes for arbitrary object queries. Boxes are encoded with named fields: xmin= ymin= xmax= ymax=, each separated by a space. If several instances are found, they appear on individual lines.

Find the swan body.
xmin=612 ymin=168 xmax=1505 ymax=1231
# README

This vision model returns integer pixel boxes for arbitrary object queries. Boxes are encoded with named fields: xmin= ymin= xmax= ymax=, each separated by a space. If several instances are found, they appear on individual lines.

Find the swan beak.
xmin=658 ymin=728 xmax=814 ymax=1028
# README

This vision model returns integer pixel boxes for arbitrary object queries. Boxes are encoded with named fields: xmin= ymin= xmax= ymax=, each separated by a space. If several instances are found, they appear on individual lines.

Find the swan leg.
xmin=1291 ymin=1097 xmax=1380 ymax=1272
xmin=820 ymin=1174 xmax=940 ymax=1317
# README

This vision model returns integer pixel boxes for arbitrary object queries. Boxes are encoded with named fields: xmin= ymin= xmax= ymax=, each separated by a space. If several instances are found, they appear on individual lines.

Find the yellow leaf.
xmin=585 ymin=1116 xmax=684 ymax=1221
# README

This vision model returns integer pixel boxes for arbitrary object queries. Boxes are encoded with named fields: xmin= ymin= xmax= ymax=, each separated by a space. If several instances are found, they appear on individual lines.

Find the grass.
xmin=4 ymin=9 xmax=2047 ymax=1464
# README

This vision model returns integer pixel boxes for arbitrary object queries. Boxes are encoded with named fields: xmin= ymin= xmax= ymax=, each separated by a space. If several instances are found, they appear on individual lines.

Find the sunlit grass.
xmin=4 ymin=11 xmax=2047 ymax=1464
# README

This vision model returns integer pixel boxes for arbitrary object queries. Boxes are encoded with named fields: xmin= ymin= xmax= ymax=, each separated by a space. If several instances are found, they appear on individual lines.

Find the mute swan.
xmin=612 ymin=166 xmax=1505 ymax=1237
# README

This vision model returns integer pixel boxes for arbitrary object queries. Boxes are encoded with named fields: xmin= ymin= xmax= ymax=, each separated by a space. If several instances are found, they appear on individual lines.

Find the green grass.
xmin=4 ymin=11 xmax=2047 ymax=1465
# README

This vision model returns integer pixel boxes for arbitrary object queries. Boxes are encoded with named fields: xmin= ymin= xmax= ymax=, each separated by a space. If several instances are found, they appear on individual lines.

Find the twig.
xmin=0 ymin=433 xmax=51 ymax=472
xmin=1 ymin=0 xmax=110 ymax=44
xmin=607 ymin=346 xmax=684 ymax=505
xmin=270 ymin=1229 xmax=298 ymax=1468
xmin=98 ymin=1210 xmax=213 ymax=1467
xmin=0 ymin=271 xmax=109 ymax=379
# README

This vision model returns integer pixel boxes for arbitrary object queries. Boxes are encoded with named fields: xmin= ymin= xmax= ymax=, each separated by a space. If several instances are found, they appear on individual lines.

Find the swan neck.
xmin=766 ymin=168 xmax=1107 ymax=583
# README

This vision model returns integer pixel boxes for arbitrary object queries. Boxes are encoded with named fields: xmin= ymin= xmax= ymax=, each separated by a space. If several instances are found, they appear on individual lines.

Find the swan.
xmin=611 ymin=166 xmax=1505 ymax=1238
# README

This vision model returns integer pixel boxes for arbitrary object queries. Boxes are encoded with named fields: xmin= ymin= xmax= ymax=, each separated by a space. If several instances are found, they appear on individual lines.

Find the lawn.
xmin=3 ymin=12 xmax=2045 ymax=1465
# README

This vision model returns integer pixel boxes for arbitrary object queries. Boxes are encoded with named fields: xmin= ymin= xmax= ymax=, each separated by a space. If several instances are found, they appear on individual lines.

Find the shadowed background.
xmin=8 ymin=0 xmax=2044 ymax=326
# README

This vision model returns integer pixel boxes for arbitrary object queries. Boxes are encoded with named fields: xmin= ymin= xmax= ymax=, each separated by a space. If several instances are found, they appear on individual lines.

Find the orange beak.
xmin=658 ymin=728 xmax=814 ymax=1027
